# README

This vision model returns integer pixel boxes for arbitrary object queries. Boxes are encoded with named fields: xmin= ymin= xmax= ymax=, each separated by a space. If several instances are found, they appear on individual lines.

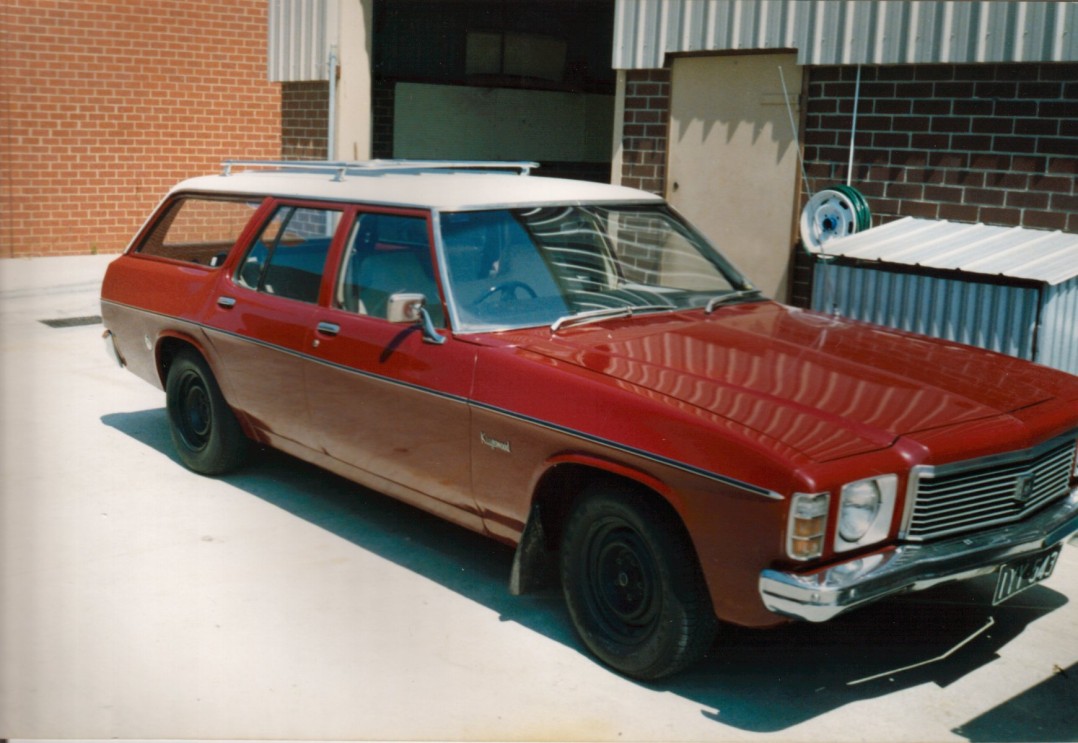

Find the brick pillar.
xmin=281 ymin=81 xmax=330 ymax=161
xmin=619 ymin=69 xmax=671 ymax=196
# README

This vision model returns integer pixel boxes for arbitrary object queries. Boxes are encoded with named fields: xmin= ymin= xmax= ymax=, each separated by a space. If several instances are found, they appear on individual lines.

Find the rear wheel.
xmin=560 ymin=485 xmax=717 ymax=680
xmin=165 ymin=350 xmax=249 ymax=475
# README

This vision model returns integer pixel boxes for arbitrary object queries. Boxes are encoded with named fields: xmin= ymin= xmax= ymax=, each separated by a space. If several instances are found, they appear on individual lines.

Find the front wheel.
xmin=560 ymin=486 xmax=717 ymax=680
xmin=165 ymin=350 xmax=249 ymax=475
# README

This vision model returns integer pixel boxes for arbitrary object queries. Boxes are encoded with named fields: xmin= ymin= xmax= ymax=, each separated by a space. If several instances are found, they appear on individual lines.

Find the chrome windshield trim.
xmin=704 ymin=288 xmax=764 ymax=313
xmin=432 ymin=203 xmax=754 ymax=336
xmin=551 ymin=304 xmax=676 ymax=333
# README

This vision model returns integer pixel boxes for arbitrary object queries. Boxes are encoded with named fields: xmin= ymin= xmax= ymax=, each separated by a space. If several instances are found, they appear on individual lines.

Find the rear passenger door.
xmin=206 ymin=201 xmax=346 ymax=448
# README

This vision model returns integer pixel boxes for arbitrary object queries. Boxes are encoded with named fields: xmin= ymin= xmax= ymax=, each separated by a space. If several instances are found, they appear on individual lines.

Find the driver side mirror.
xmin=387 ymin=293 xmax=446 ymax=345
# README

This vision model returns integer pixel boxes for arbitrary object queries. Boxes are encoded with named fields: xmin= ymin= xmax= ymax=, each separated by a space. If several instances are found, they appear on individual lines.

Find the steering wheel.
xmin=472 ymin=280 xmax=538 ymax=306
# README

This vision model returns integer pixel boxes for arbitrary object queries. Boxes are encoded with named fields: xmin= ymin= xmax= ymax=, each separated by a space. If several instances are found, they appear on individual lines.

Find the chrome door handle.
xmin=316 ymin=321 xmax=340 ymax=336
xmin=217 ymin=296 xmax=237 ymax=309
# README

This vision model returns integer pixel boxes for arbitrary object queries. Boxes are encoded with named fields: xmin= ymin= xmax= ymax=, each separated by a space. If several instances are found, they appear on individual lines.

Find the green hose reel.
xmin=799 ymin=185 xmax=871 ymax=251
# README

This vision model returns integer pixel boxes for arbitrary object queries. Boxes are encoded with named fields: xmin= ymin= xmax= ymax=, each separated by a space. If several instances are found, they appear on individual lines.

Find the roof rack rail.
xmin=221 ymin=159 xmax=540 ymax=180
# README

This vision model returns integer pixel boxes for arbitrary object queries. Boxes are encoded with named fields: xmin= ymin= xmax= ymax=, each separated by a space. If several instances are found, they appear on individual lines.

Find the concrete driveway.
xmin=1 ymin=255 xmax=1076 ymax=742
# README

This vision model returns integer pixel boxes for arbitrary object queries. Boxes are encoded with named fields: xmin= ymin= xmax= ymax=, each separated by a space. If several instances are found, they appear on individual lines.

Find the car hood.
xmin=494 ymin=302 xmax=1064 ymax=462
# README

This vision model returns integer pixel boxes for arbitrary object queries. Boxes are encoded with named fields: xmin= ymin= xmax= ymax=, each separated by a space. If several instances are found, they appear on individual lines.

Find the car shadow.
xmin=102 ymin=408 xmax=1072 ymax=734
xmin=951 ymin=663 xmax=1078 ymax=742
xmin=666 ymin=582 xmax=1068 ymax=732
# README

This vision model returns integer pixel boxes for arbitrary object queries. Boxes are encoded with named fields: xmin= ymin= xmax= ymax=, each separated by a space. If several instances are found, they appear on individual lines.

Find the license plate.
xmin=992 ymin=546 xmax=1063 ymax=605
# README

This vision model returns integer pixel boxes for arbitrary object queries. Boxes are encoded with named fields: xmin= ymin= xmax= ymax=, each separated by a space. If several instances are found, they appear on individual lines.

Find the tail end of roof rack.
xmin=221 ymin=159 xmax=540 ymax=179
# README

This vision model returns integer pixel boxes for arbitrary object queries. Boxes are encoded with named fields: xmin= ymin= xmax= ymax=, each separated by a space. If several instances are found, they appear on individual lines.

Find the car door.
xmin=206 ymin=200 xmax=345 ymax=449
xmin=304 ymin=209 xmax=481 ymax=524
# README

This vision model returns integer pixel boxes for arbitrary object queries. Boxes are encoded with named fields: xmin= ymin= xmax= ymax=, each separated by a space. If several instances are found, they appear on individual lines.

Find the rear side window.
xmin=235 ymin=205 xmax=342 ymax=304
xmin=137 ymin=196 xmax=259 ymax=266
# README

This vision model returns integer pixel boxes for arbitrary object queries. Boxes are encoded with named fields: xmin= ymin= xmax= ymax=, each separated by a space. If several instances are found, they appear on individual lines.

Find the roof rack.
xmin=221 ymin=159 xmax=540 ymax=180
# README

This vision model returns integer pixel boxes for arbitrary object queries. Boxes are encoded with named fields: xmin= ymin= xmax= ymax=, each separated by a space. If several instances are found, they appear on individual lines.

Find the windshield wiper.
xmin=705 ymin=288 xmax=764 ymax=314
xmin=551 ymin=303 xmax=675 ymax=332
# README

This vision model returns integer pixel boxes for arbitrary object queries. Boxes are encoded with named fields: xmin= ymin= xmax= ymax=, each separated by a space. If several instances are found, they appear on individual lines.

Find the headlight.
xmin=838 ymin=480 xmax=881 ymax=542
xmin=835 ymin=475 xmax=897 ymax=552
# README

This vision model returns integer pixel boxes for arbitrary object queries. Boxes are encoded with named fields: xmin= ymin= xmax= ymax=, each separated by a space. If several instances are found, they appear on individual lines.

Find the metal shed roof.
xmin=816 ymin=217 xmax=1078 ymax=286
xmin=614 ymin=0 xmax=1078 ymax=69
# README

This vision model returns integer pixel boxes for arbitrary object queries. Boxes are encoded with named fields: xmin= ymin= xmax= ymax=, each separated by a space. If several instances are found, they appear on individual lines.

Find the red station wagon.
xmin=101 ymin=160 xmax=1078 ymax=679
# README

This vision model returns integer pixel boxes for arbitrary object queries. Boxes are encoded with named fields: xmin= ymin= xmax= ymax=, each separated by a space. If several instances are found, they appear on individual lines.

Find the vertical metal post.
xmin=327 ymin=47 xmax=338 ymax=160
xmin=779 ymin=65 xmax=811 ymax=200
xmin=847 ymin=64 xmax=861 ymax=187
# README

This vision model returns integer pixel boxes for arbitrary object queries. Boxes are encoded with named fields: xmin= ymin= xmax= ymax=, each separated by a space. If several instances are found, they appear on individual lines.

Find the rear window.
xmin=136 ymin=196 xmax=260 ymax=266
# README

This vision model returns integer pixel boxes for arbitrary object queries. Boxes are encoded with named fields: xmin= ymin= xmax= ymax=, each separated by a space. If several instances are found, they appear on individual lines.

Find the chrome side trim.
xmin=470 ymin=401 xmax=784 ymax=501
xmin=104 ymin=299 xmax=781 ymax=501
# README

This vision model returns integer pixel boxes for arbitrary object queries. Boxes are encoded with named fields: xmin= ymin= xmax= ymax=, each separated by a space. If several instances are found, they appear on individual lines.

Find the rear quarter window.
xmin=136 ymin=196 xmax=261 ymax=266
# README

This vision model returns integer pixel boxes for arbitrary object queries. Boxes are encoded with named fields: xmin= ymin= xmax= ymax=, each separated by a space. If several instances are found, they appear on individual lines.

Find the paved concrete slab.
xmin=1 ymin=255 xmax=1077 ymax=741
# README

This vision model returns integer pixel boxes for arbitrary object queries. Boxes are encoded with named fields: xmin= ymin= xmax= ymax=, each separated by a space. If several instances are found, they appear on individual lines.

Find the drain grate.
xmin=40 ymin=315 xmax=103 ymax=328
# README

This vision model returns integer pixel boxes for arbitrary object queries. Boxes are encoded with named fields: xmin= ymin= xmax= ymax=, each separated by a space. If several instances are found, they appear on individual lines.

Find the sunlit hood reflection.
xmin=505 ymin=303 xmax=1058 ymax=462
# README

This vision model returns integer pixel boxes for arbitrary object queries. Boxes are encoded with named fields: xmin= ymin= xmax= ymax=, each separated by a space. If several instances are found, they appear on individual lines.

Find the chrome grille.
xmin=904 ymin=435 xmax=1077 ymax=541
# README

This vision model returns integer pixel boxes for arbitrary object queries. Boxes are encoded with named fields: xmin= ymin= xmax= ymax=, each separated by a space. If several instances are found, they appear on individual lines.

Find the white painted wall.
xmin=666 ymin=54 xmax=803 ymax=300
xmin=333 ymin=0 xmax=373 ymax=161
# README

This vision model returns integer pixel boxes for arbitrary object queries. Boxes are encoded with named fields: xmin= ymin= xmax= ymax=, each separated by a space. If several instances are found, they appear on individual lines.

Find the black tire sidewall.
xmin=561 ymin=487 xmax=715 ymax=680
xmin=165 ymin=351 xmax=247 ymax=475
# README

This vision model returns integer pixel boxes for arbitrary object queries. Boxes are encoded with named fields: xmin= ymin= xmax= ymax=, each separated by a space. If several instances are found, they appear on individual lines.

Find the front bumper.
xmin=759 ymin=488 xmax=1078 ymax=623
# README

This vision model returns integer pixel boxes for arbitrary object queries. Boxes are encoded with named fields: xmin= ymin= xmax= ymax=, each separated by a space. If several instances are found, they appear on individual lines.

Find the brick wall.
xmin=619 ymin=70 xmax=671 ymax=194
xmin=619 ymin=62 xmax=1078 ymax=306
xmin=0 ymin=1 xmax=280 ymax=257
xmin=803 ymin=63 xmax=1078 ymax=233
xmin=620 ymin=63 xmax=1078 ymax=233
xmin=282 ymin=81 xmax=329 ymax=161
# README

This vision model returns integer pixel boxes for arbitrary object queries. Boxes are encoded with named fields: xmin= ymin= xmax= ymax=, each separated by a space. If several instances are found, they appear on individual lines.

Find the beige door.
xmin=667 ymin=54 xmax=802 ymax=301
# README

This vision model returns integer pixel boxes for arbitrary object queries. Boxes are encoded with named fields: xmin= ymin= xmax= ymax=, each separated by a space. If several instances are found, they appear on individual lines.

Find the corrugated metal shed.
xmin=268 ymin=0 xmax=330 ymax=82
xmin=811 ymin=218 xmax=1078 ymax=375
xmin=814 ymin=218 xmax=1078 ymax=285
xmin=614 ymin=0 xmax=1078 ymax=69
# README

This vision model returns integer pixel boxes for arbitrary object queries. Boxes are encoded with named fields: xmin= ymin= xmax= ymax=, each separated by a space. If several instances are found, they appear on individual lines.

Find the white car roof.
xmin=171 ymin=161 xmax=664 ymax=212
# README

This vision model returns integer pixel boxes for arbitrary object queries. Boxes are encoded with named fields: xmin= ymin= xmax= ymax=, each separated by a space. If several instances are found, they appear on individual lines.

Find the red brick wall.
xmin=803 ymin=63 xmax=1078 ymax=233
xmin=0 ymin=1 xmax=281 ymax=257
xmin=282 ymin=81 xmax=329 ymax=160
xmin=621 ymin=63 xmax=1078 ymax=234
xmin=621 ymin=62 xmax=1077 ymax=306
xmin=619 ymin=70 xmax=670 ymax=194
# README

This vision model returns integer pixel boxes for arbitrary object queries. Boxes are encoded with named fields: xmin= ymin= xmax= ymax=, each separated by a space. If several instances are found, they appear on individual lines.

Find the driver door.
xmin=304 ymin=209 xmax=481 ymax=525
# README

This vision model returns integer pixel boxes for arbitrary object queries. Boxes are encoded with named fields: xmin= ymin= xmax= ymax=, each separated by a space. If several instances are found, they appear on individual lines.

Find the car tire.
xmin=560 ymin=485 xmax=717 ymax=680
xmin=165 ymin=350 xmax=249 ymax=475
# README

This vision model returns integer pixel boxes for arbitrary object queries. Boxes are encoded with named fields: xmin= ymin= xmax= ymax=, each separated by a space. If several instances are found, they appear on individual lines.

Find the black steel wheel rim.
xmin=176 ymin=370 xmax=211 ymax=451
xmin=583 ymin=519 xmax=661 ymax=644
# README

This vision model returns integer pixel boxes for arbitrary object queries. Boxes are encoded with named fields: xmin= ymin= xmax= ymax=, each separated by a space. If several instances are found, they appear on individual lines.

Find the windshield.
xmin=438 ymin=204 xmax=754 ymax=332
